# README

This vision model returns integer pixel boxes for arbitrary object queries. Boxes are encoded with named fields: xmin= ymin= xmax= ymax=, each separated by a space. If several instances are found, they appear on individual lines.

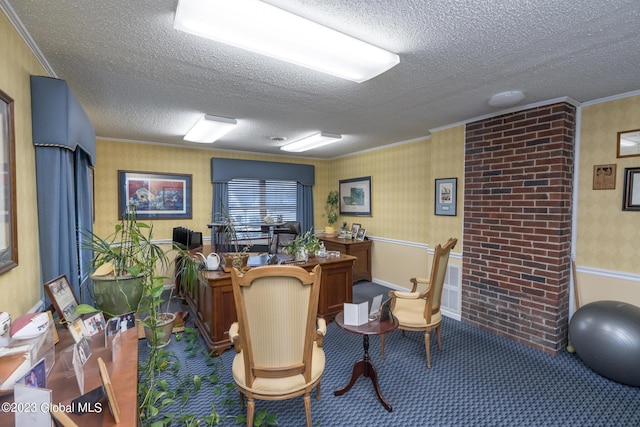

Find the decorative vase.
xmin=91 ymin=274 xmax=144 ymax=319
xmin=295 ymin=248 xmax=308 ymax=261
xmin=143 ymin=312 xmax=176 ymax=348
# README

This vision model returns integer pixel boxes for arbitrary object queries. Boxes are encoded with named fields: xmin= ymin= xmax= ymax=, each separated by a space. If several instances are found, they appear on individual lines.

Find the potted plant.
xmin=79 ymin=205 xmax=168 ymax=319
xmin=78 ymin=205 xmax=188 ymax=349
xmin=323 ymin=190 xmax=339 ymax=235
xmin=213 ymin=209 xmax=252 ymax=272
xmin=283 ymin=229 xmax=321 ymax=261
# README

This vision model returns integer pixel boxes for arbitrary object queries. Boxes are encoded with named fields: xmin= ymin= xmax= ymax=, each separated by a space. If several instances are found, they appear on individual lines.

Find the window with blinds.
xmin=227 ymin=178 xmax=298 ymax=240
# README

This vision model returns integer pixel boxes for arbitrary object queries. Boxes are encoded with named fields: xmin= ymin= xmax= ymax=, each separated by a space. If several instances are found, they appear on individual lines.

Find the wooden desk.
xmin=319 ymin=236 xmax=372 ymax=283
xmin=0 ymin=326 xmax=138 ymax=426
xmin=185 ymin=254 xmax=356 ymax=354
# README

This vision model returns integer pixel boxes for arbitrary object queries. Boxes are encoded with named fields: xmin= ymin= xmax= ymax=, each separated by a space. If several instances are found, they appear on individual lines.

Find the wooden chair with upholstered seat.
xmin=229 ymin=264 xmax=326 ymax=427
xmin=381 ymin=237 xmax=457 ymax=368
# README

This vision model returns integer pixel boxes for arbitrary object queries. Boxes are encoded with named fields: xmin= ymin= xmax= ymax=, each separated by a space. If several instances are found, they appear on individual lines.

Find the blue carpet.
xmin=141 ymin=292 xmax=640 ymax=426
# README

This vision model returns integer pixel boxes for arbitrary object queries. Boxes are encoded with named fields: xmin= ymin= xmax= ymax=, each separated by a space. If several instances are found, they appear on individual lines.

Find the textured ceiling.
xmin=3 ymin=0 xmax=640 ymax=159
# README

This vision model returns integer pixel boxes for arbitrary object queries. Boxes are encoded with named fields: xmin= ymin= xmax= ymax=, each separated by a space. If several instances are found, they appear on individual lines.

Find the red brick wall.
xmin=462 ymin=102 xmax=575 ymax=354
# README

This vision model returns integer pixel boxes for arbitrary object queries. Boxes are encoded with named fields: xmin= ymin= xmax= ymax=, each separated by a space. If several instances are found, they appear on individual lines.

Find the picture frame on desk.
xmin=82 ymin=311 xmax=105 ymax=336
xmin=118 ymin=170 xmax=192 ymax=219
xmin=98 ymin=357 xmax=121 ymax=423
xmin=350 ymin=223 xmax=361 ymax=237
xmin=17 ymin=357 xmax=47 ymax=388
xmin=355 ymin=228 xmax=366 ymax=241
xmin=44 ymin=275 xmax=80 ymax=325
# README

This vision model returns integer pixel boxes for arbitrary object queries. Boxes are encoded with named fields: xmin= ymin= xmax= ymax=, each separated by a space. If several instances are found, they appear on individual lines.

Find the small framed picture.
xmin=18 ymin=357 xmax=47 ymax=388
xmin=105 ymin=311 xmax=136 ymax=347
xmin=350 ymin=223 xmax=361 ymax=237
xmin=83 ymin=312 xmax=106 ymax=336
xmin=116 ymin=311 xmax=136 ymax=332
xmin=622 ymin=167 xmax=640 ymax=211
xmin=76 ymin=337 xmax=92 ymax=366
xmin=69 ymin=318 xmax=91 ymax=343
xmin=593 ymin=164 xmax=616 ymax=190
xmin=356 ymin=228 xmax=366 ymax=241
xmin=435 ymin=178 xmax=457 ymax=216
xmin=44 ymin=275 xmax=80 ymax=324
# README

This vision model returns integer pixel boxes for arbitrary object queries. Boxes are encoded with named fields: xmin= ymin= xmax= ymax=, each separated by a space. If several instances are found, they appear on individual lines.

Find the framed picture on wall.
xmin=622 ymin=167 xmax=640 ymax=211
xmin=593 ymin=164 xmax=616 ymax=190
xmin=339 ymin=176 xmax=372 ymax=216
xmin=435 ymin=178 xmax=457 ymax=216
xmin=118 ymin=170 xmax=192 ymax=219
xmin=0 ymin=89 xmax=18 ymax=275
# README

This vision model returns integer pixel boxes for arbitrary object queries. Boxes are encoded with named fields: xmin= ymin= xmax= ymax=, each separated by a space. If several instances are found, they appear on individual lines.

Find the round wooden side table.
xmin=333 ymin=310 xmax=398 ymax=412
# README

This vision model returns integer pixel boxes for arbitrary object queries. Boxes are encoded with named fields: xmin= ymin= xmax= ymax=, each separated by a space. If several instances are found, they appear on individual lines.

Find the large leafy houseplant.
xmin=323 ymin=190 xmax=339 ymax=232
xmin=79 ymin=205 xmax=168 ymax=319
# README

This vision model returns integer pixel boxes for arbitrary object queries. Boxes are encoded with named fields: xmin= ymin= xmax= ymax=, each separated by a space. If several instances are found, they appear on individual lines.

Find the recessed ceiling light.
xmin=174 ymin=0 xmax=400 ymax=83
xmin=488 ymin=90 xmax=525 ymax=108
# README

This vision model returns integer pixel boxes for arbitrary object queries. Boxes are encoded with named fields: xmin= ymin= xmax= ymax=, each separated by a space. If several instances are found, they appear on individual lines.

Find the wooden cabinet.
xmin=185 ymin=254 xmax=356 ymax=354
xmin=320 ymin=236 xmax=372 ymax=283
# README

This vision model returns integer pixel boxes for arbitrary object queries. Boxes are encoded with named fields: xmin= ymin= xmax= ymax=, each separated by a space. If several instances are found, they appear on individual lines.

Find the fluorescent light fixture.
xmin=280 ymin=131 xmax=342 ymax=152
xmin=184 ymin=114 xmax=237 ymax=143
xmin=174 ymin=0 xmax=400 ymax=83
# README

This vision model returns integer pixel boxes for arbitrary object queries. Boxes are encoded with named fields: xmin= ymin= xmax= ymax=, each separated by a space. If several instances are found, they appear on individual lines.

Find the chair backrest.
xmin=231 ymin=264 xmax=321 ymax=387
xmin=426 ymin=238 xmax=457 ymax=318
xmin=269 ymin=221 xmax=301 ymax=253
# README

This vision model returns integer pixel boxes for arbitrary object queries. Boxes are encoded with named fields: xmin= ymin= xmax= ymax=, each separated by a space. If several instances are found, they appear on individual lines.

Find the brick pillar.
xmin=462 ymin=102 xmax=575 ymax=354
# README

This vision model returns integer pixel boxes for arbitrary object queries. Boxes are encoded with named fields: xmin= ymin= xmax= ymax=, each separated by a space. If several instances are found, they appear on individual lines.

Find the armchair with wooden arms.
xmin=381 ymin=237 xmax=457 ymax=368
xmin=228 ymin=264 xmax=326 ymax=427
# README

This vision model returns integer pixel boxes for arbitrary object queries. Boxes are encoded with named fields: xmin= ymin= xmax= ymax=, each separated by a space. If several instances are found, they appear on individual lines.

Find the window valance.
xmin=30 ymin=75 xmax=96 ymax=165
xmin=210 ymin=158 xmax=314 ymax=185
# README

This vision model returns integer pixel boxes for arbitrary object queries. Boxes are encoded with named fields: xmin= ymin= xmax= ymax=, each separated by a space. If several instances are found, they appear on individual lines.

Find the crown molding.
xmin=0 ymin=0 xmax=57 ymax=77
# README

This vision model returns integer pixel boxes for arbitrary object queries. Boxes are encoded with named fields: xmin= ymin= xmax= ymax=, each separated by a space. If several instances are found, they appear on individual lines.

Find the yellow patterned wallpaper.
xmin=577 ymin=94 xmax=640 ymax=273
xmin=0 ymin=12 xmax=47 ymax=318
xmin=327 ymin=127 xmax=464 ymax=248
xmin=94 ymin=140 xmax=329 ymax=240
xmin=328 ymin=139 xmax=430 ymax=242
xmin=429 ymin=126 xmax=465 ymax=247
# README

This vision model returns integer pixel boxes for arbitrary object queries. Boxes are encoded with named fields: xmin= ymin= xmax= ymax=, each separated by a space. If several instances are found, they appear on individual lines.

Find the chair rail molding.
xmin=367 ymin=235 xmax=428 ymax=250
xmin=577 ymin=265 xmax=640 ymax=282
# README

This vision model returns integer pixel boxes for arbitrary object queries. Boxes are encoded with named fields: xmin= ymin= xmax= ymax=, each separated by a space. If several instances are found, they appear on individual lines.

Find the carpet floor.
xmin=141 ymin=283 xmax=640 ymax=426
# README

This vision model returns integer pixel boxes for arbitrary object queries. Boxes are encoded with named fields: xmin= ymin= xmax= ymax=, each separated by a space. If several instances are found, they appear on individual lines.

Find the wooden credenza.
xmin=185 ymin=254 xmax=356 ymax=354
xmin=319 ymin=236 xmax=372 ymax=283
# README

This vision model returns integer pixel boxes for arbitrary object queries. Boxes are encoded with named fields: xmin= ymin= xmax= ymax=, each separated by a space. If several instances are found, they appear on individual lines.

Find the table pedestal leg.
xmin=333 ymin=335 xmax=393 ymax=412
